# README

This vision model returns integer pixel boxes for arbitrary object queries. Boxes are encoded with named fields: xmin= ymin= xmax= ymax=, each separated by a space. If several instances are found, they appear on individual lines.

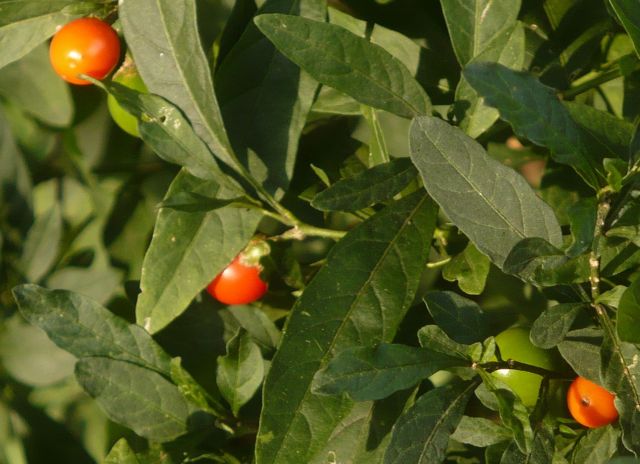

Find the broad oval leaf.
xmin=410 ymin=116 xmax=563 ymax=268
xmin=256 ymin=192 xmax=438 ymax=464
xmin=135 ymin=170 xmax=261 ymax=333
xmin=312 ymin=158 xmax=418 ymax=212
xmin=571 ymin=425 xmax=620 ymax=464
xmin=216 ymin=0 xmax=325 ymax=197
xmin=312 ymin=344 xmax=463 ymax=401
xmin=423 ymin=291 xmax=489 ymax=344
xmin=119 ymin=0 xmax=235 ymax=167
xmin=76 ymin=357 xmax=195 ymax=442
xmin=383 ymin=381 xmax=477 ymax=464
xmin=451 ymin=416 xmax=511 ymax=447
xmin=530 ymin=303 xmax=584 ymax=349
xmin=12 ymin=284 xmax=172 ymax=375
xmin=463 ymin=62 xmax=603 ymax=188
xmin=254 ymin=14 xmax=431 ymax=118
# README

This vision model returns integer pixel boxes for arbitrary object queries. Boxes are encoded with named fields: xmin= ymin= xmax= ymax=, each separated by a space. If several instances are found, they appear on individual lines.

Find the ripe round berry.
xmin=49 ymin=18 xmax=121 ymax=85
xmin=567 ymin=377 xmax=618 ymax=428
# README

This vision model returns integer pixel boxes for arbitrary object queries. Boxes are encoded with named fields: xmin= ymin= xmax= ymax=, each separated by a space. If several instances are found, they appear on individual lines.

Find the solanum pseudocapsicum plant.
xmin=1 ymin=0 xmax=640 ymax=462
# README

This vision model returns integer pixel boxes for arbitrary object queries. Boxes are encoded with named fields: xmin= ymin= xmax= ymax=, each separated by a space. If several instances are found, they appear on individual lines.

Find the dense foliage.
xmin=1 ymin=0 xmax=640 ymax=463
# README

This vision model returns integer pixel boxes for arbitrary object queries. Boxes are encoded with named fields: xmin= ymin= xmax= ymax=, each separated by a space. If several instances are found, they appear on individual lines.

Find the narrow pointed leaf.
xmin=256 ymin=192 xmax=438 ymax=464
xmin=75 ymin=357 xmax=194 ymax=442
xmin=383 ymin=381 xmax=477 ymax=464
xmin=609 ymin=0 xmax=640 ymax=58
xmin=617 ymin=277 xmax=640 ymax=343
xmin=312 ymin=344 xmax=463 ymax=401
xmin=135 ymin=170 xmax=261 ymax=333
xmin=312 ymin=158 xmax=418 ymax=212
xmin=119 ymin=0 xmax=235 ymax=166
xmin=216 ymin=0 xmax=325 ymax=196
xmin=19 ymin=203 xmax=62 ymax=282
xmin=410 ymin=116 xmax=562 ymax=268
xmin=254 ymin=14 xmax=431 ymax=118
xmin=12 ymin=285 xmax=172 ymax=375
xmin=463 ymin=62 xmax=603 ymax=188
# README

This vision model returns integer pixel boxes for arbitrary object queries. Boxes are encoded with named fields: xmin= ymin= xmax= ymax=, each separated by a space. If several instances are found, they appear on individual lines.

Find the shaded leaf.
xmin=451 ymin=416 xmax=511 ymax=447
xmin=219 ymin=305 xmax=281 ymax=355
xmin=312 ymin=158 xmax=417 ymax=212
xmin=558 ymin=328 xmax=602 ymax=383
xmin=609 ymin=0 xmax=640 ymax=58
xmin=19 ymin=203 xmax=62 ymax=282
xmin=417 ymin=325 xmax=484 ymax=361
xmin=530 ymin=303 xmax=584 ymax=349
xmin=464 ymin=63 xmax=603 ymax=188
xmin=410 ymin=116 xmax=562 ymax=268
xmin=76 ymin=357 xmax=195 ymax=442
xmin=217 ymin=330 xmax=264 ymax=416
xmin=12 ymin=285 xmax=172 ymax=375
xmin=254 ymin=14 xmax=431 ymax=118
xmin=617 ymin=276 xmax=640 ymax=343
xmin=499 ymin=422 xmax=554 ymax=464
xmin=256 ymin=192 xmax=438 ymax=464
xmin=423 ymin=291 xmax=489 ymax=344
xmin=442 ymin=242 xmax=491 ymax=295
xmin=312 ymin=344 xmax=463 ymax=401
xmin=383 ymin=381 xmax=477 ymax=464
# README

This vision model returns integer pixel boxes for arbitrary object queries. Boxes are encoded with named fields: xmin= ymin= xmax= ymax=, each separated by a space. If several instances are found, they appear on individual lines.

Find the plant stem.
xmin=562 ymin=55 xmax=640 ymax=100
xmin=589 ymin=194 xmax=611 ymax=300
xmin=476 ymin=360 xmax=568 ymax=379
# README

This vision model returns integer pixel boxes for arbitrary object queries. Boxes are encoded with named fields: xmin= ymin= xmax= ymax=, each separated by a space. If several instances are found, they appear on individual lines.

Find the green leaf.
xmin=256 ymin=192 xmax=438 ymax=464
xmin=12 ymin=285 xmax=173 ymax=375
xmin=442 ymin=242 xmax=491 ymax=295
xmin=119 ymin=0 xmax=236 ymax=167
xmin=170 ymin=358 xmax=224 ymax=417
xmin=618 ymin=277 xmax=640 ymax=343
xmin=456 ymin=22 xmax=525 ymax=138
xmin=499 ymin=422 xmax=554 ymax=464
xmin=104 ymin=82 xmax=232 ymax=186
xmin=423 ymin=291 xmax=489 ymax=344
xmin=571 ymin=425 xmax=620 ymax=464
xmin=19 ymin=203 xmax=62 ymax=282
xmin=75 ymin=357 xmax=195 ymax=442
xmin=312 ymin=344 xmax=463 ymax=401
xmin=254 ymin=14 xmax=431 ymax=118
xmin=440 ymin=0 xmax=522 ymax=66
xmin=417 ymin=325 xmax=483 ymax=361
xmin=216 ymin=330 xmax=264 ymax=416
xmin=104 ymin=439 xmax=140 ymax=464
xmin=451 ymin=416 xmax=511 ymax=447
xmin=311 ymin=158 xmax=417 ymax=212
xmin=410 ymin=116 xmax=562 ymax=268
xmin=558 ymin=328 xmax=602 ymax=383
xmin=383 ymin=381 xmax=477 ymax=464
xmin=609 ymin=0 xmax=640 ymax=58
xmin=567 ymin=198 xmax=597 ymax=257
xmin=530 ymin=303 xmax=584 ymax=349
xmin=216 ymin=0 xmax=325 ymax=196
xmin=564 ymin=101 xmax=634 ymax=160
xmin=135 ymin=170 xmax=261 ymax=333
xmin=158 ymin=192 xmax=240 ymax=213
xmin=219 ymin=305 xmax=281 ymax=355
xmin=600 ymin=333 xmax=640 ymax=454
xmin=463 ymin=63 xmax=603 ymax=188
xmin=0 ymin=43 xmax=73 ymax=127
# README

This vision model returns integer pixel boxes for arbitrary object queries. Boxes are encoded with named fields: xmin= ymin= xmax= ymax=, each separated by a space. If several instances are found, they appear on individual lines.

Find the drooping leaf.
xmin=119 ymin=0 xmax=236 ymax=167
xmin=530 ymin=303 xmax=584 ymax=349
xmin=417 ymin=325 xmax=483 ymax=361
xmin=219 ymin=305 xmax=281 ymax=355
xmin=312 ymin=344 xmax=463 ymax=401
xmin=383 ymin=381 xmax=477 ymax=464
xmin=463 ymin=62 xmax=604 ymax=188
xmin=423 ymin=291 xmax=490 ymax=344
xmin=216 ymin=330 xmax=264 ymax=416
xmin=12 ymin=285 xmax=172 ymax=375
xmin=311 ymin=158 xmax=417 ymax=212
xmin=442 ymin=242 xmax=491 ymax=295
xmin=558 ymin=328 xmax=602 ymax=383
xmin=254 ymin=14 xmax=431 ymax=118
xmin=0 ymin=43 xmax=73 ymax=127
xmin=440 ymin=0 xmax=522 ymax=66
xmin=499 ymin=422 xmax=554 ymax=464
xmin=216 ymin=0 xmax=325 ymax=196
xmin=75 ymin=357 xmax=196 ymax=442
xmin=410 ymin=116 xmax=562 ymax=268
xmin=617 ymin=276 xmax=640 ymax=343
xmin=256 ymin=192 xmax=438 ymax=464
xmin=135 ymin=170 xmax=261 ymax=333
